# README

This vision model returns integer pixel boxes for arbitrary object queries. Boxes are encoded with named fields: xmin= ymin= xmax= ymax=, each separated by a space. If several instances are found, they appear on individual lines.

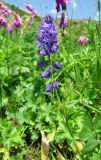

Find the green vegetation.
xmin=0 ymin=3 xmax=101 ymax=160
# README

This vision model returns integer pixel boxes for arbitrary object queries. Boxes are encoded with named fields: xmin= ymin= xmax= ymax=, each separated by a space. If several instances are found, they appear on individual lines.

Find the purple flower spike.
xmin=53 ymin=80 xmax=58 ymax=88
xmin=53 ymin=62 xmax=61 ymax=69
xmin=38 ymin=60 xmax=46 ymax=67
xmin=37 ymin=14 xmax=58 ymax=56
xmin=41 ymin=71 xmax=50 ymax=78
xmin=45 ymin=83 xmax=53 ymax=92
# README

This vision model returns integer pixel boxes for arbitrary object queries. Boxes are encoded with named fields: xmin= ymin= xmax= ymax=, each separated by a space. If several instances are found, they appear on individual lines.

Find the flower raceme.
xmin=25 ymin=2 xmax=37 ymax=16
xmin=25 ymin=2 xmax=37 ymax=25
xmin=37 ymin=15 xmax=61 ymax=93
xmin=37 ymin=15 xmax=58 ymax=56
xmin=0 ymin=3 xmax=11 ymax=17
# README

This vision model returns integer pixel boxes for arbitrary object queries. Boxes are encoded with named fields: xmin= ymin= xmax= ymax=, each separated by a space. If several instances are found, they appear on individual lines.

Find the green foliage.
xmin=0 ymin=14 xmax=101 ymax=160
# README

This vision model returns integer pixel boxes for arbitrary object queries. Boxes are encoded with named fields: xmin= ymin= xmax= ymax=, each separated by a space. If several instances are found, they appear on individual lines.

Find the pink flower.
xmin=25 ymin=2 xmax=37 ymax=16
xmin=0 ymin=4 xmax=11 ymax=17
xmin=13 ymin=14 xmax=22 ymax=28
xmin=7 ymin=24 xmax=13 ymax=33
xmin=78 ymin=36 xmax=88 ymax=45
xmin=0 ymin=16 xmax=7 ymax=27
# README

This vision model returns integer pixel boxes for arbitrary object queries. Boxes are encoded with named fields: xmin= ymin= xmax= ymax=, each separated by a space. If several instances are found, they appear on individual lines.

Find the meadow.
xmin=0 ymin=1 xmax=101 ymax=160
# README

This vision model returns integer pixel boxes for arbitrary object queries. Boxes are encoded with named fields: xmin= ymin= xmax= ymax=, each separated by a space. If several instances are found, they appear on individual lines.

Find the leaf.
xmin=47 ymin=132 xmax=55 ymax=142
xmin=92 ymin=152 xmax=101 ymax=160
xmin=93 ymin=114 xmax=101 ymax=130
xmin=79 ymin=112 xmax=94 ymax=141
xmin=57 ymin=151 xmax=66 ymax=160
xmin=82 ymin=139 xmax=100 ymax=155
xmin=0 ymin=148 xmax=10 ymax=160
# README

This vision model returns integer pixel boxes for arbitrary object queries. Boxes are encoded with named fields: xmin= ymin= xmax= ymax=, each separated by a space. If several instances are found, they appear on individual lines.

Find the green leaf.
xmin=82 ymin=139 xmax=100 ymax=155
xmin=92 ymin=152 xmax=101 ymax=160
xmin=93 ymin=114 xmax=101 ymax=130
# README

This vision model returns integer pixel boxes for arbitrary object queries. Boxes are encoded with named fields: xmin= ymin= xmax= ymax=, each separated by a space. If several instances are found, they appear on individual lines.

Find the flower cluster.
xmin=0 ymin=3 xmax=22 ymax=33
xmin=0 ymin=3 xmax=11 ymax=17
xmin=78 ymin=36 xmax=88 ymax=45
xmin=25 ymin=2 xmax=37 ymax=25
xmin=0 ymin=2 xmax=38 ymax=31
xmin=37 ymin=15 xmax=61 ymax=92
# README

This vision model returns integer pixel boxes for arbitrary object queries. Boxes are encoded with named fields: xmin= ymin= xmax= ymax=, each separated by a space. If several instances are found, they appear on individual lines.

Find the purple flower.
xmin=37 ymin=15 xmax=58 ymax=56
xmin=41 ymin=65 xmax=52 ymax=78
xmin=38 ymin=60 xmax=46 ymax=67
xmin=25 ymin=2 xmax=37 ymax=16
xmin=45 ymin=83 xmax=53 ymax=92
xmin=41 ymin=71 xmax=50 ymax=78
xmin=45 ymin=80 xmax=58 ymax=93
xmin=53 ymin=80 xmax=58 ymax=88
xmin=53 ymin=62 xmax=61 ymax=69
xmin=55 ymin=0 xmax=70 ymax=12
